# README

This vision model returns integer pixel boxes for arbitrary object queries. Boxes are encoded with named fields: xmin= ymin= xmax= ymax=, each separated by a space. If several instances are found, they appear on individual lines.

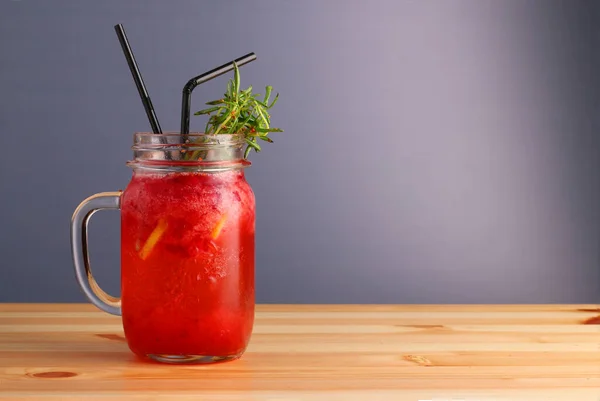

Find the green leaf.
xmin=255 ymin=106 xmax=269 ymax=128
xmin=244 ymin=144 xmax=252 ymax=159
xmin=205 ymin=99 xmax=225 ymax=105
xmin=245 ymin=137 xmax=261 ymax=152
xmin=255 ymin=127 xmax=283 ymax=133
xmin=263 ymin=85 xmax=272 ymax=105
xmin=194 ymin=106 xmax=221 ymax=115
xmin=241 ymin=86 xmax=253 ymax=96
xmin=268 ymin=93 xmax=279 ymax=109
xmin=220 ymin=99 xmax=238 ymax=108
xmin=233 ymin=62 xmax=240 ymax=99
xmin=214 ymin=113 xmax=233 ymax=135
xmin=258 ymin=135 xmax=274 ymax=143
xmin=226 ymin=80 xmax=233 ymax=98
xmin=253 ymin=99 xmax=270 ymax=108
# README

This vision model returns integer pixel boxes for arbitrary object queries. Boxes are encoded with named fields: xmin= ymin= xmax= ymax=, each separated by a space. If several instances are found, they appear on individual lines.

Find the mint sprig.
xmin=194 ymin=62 xmax=283 ymax=159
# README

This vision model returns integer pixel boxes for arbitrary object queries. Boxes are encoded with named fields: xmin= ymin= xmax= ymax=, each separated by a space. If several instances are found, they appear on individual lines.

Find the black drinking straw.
xmin=180 ymin=52 xmax=257 ymax=135
xmin=114 ymin=24 xmax=163 ymax=134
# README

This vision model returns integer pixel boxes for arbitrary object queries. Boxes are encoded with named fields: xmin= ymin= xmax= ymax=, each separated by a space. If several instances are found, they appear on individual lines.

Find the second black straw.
xmin=180 ymin=53 xmax=257 ymax=135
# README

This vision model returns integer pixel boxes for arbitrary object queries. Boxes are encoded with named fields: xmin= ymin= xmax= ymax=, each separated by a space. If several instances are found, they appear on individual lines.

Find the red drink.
xmin=120 ymin=168 xmax=255 ymax=361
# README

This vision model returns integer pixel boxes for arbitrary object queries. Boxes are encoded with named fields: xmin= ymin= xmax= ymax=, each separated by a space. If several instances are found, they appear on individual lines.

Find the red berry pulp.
xmin=120 ymin=169 xmax=255 ymax=358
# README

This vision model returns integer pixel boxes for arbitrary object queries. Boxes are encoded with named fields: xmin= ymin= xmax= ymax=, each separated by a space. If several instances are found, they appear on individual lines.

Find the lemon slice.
xmin=139 ymin=219 xmax=168 ymax=260
xmin=211 ymin=214 xmax=228 ymax=240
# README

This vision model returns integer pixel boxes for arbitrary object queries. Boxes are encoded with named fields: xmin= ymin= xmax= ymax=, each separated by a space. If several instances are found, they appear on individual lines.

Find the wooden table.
xmin=0 ymin=304 xmax=599 ymax=400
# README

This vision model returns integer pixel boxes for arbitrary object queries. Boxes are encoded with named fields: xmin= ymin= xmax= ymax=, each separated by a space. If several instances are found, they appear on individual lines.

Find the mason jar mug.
xmin=70 ymin=133 xmax=255 ymax=364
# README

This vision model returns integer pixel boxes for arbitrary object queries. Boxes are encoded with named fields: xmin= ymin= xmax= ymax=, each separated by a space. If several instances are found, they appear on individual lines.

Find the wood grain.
xmin=0 ymin=304 xmax=599 ymax=401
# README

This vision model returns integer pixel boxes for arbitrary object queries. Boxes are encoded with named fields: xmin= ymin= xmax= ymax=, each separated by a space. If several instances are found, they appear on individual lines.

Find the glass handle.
xmin=70 ymin=191 xmax=122 ymax=316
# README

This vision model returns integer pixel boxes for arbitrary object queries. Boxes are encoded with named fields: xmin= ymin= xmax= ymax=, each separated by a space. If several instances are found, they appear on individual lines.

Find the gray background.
xmin=1 ymin=0 xmax=598 ymax=303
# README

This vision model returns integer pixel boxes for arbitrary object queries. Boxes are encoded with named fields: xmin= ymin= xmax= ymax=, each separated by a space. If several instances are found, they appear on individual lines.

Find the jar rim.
xmin=134 ymin=131 xmax=245 ymax=140
xmin=129 ymin=132 xmax=250 ymax=172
